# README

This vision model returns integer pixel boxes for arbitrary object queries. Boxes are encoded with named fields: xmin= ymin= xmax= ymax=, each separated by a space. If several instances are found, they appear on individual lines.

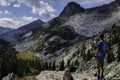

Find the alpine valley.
xmin=1 ymin=0 xmax=120 ymax=80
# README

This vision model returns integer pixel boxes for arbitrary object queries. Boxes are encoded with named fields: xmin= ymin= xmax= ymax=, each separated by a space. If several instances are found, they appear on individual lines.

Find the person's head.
xmin=99 ymin=33 xmax=104 ymax=40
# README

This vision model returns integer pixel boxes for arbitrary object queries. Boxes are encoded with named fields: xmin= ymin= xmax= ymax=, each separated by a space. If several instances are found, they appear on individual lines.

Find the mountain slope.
xmin=62 ymin=0 xmax=120 ymax=37
xmin=0 ymin=26 xmax=12 ymax=35
xmin=35 ymin=24 xmax=120 ymax=80
xmin=0 ymin=19 xmax=44 ymax=43
xmin=32 ymin=0 xmax=120 ymax=61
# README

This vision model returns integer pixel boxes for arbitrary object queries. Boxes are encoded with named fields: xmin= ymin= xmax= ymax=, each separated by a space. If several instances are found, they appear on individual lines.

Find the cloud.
xmin=0 ymin=0 xmax=11 ymax=6
xmin=0 ymin=11 xmax=3 ymax=14
xmin=0 ymin=0 xmax=115 ymax=22
xmin=53 ymin=0 xmax=114 ymax=4
xmin=0 ymin=10 xmax=12 ymax=15
xmin=18 ymin=0 xmax=56 ymax=21
xmin=13 ymin=4 xmax=20 ymax=8
xmin=50 ymin=0 xmax=115 ymax=8
xmin=0 ymin=0 xmax=115 ymax=8
xmin=80 ymin=0 xmax=115 ymax=8
xmin=4 ymin=10 xmax=12 ymax=15
xmin=0 ymin=16 xmax=38 ymax=29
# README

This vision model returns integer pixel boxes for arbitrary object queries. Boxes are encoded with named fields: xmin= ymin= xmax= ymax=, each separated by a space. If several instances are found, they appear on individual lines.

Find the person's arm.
xmin=94 ymin=48 xmax=99 ymax=57
xmin=95 ymin=41 xmax=100 ymax=57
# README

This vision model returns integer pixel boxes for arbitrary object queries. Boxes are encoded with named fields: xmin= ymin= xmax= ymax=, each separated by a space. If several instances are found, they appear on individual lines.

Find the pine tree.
xmin=67 ymin=59 xmax=70 ymax=67
xmin=37 ymin=61 xmax=41 ymax=71
xmin=81 ymin=42 xmax=86 ymax=61
xmin=107 ymin=45 xmax=114 ymax=63
xmin=49 ymin=62 xmax=52 ymax=70
xmin=45 ymin=62 xmax=48 ymax=70
xmin=52 ymin=61 xmax=56 ymax=70
xmin=82 ymin=53 xmax=86 ymax=61
xmin=75 ymin=59 xmax=79 ymax=66
xmin=117 ymin=43 xmax=120 ymax=62
xmin=85 ymin=49 xmax=91 ymax=61
xmin=59 ymin=60 xmax=64 ymax=70
xmin=117 ymin=51 xmax=120 ymax=62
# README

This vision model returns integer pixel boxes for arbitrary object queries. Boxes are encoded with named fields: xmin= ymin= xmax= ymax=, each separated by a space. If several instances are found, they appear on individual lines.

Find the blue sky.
xmin=0 ymin=0 xmax=114 ymax=29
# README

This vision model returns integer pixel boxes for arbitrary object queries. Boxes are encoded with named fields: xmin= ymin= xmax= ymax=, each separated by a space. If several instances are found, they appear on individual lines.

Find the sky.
xmin=0 ymin=0 xmax=115 ymax=29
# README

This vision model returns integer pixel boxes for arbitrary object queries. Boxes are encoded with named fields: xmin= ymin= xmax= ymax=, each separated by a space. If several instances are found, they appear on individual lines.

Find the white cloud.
xmin=21 ymin=16 xmax=38 ymax=24
xmin=0 ymin=10 xmax=11 ymax=15
xmin=54 ymin=0 xmax=114 ymax=4
xmin=4 ymin=10 xmax=11 ymax=15
xmin=0 ymin=11 xmax=3 ymax=14
xmin=13 ymin=4 xmax=20 ymax=8
xmin=80 ymin=0 xmax=115 ymax=7
xmin=22 ymin=16 xmax=35 ymax=20
xmin=18 ymin=0 xmax=56 ymax=21
xmin=0 ymin=0 xmax=11 ymax=6
xmin=51 ymin=0 xmax=115 ymax=8
xmin=0 ymin=17 xmax=38 ymax=29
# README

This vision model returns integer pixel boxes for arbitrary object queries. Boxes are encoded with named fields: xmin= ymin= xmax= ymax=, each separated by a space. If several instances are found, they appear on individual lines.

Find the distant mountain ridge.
xmin=16 ymin=19 xmax=44 ymax=32
xmin=0 ymin=19 xmax=44 ymax=43
xmin=0 ymin=27 xmax=13 ymax=35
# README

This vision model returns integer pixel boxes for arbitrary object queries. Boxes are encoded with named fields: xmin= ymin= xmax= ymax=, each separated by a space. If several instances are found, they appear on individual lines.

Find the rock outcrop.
xmin=2 ymin=73 xmax=17 ymax=80
xmin=36 ymin=61 xmax=120 ymax=80
xmin=36 ymin=71 xmax=96 ymax=80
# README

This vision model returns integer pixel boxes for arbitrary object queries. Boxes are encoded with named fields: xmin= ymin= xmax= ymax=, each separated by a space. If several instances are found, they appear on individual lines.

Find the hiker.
xmin=94 ymin=33 xmax=107 ymax=80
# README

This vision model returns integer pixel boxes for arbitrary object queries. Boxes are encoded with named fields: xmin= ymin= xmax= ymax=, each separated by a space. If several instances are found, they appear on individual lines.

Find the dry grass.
xmin=17 ymin=52 xmax=36 ymax=60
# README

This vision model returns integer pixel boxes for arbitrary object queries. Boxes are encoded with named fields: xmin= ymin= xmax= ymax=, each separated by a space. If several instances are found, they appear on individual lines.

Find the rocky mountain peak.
xmin=115 ymin=0 xmax=120 ymax=2
xmin=60 ymin=2 xmax=85 ymax=17
xmin=108 ymin=0 xmax=120 ymax=6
